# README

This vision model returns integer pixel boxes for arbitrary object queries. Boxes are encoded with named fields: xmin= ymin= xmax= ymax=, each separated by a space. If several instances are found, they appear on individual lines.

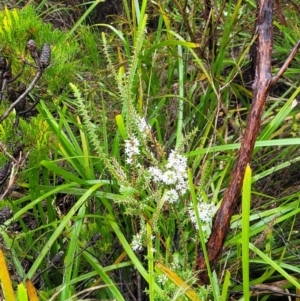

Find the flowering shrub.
xmin=121 ymin=116 xmax=217 ymax=251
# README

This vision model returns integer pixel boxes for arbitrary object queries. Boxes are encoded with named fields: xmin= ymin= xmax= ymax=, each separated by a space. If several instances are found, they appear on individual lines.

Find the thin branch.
xmin=0 ymin=69 xmax=43 ymax=124
xmin=173 ymin=0 xmax=196 ymax=42
xmin=0 ymin=141 xmax=19 ymax=164
xmin=232 ymin=278 xmax=300 ymax=298
xmin=270 ymin=39 xmax=300 ymax=86
xmin=0 ymin=151 xmax=28 ymax=200
xmin=18 ymin=95 xmax=41 ymax=116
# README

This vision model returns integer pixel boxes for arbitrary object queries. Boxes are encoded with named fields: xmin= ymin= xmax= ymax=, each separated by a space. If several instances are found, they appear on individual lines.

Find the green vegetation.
xmin=0 ymin=1 xmax=300 ymax=300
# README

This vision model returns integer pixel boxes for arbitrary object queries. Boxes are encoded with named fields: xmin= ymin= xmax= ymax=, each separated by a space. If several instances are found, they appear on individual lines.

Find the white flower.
xmin=148 ymin=149 xmax=189 ymax=195
xmin=198 ymin=202 xmax=217 ymax=223
xmin=162 ymin=170 xmax=177 ymax=185
xmin=157 ymin=274 xmax=168 ymax=285
xmin=164 ymin=189 xmax=179 ymax=204
xmin=125 ymin=136 xmax=140 ymax=155
xmin=138 ymin=117 xmax=151 ymax=134
xmin=170 ymin=259 xmax=180 ymax=270
xmin=150 ymin=247 xmax=156 ymax=253
xmin=126 ymin=157 xmax=133 ymax=164
xmin=125 ymin=136 xmax=140 ymax=164
xmin=148 ymin=166 xmax=163 ymax=182
xmin=132 ymin=233 xmax=143 ymax=251
xmin=188 ymin=201 xmax=217 ymax=231
xmin=175 ymin=179 xmax=188 ymax=196
xmin=166 ymin=150 xmax=187 ymax=172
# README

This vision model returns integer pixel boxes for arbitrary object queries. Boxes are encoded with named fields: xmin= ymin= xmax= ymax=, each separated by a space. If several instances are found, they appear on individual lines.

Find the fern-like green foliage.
xmin=69 ymin=83 xmax=103 ymax=155
xmin=69 ymin=82 xmax=128 ymax=184
xmin=0 ymin=109 xmax=57 ymax=162
xmin=101 ymin=14 xmax=148 ymax=134
xmin=0 ymin=5 xmax=79 ymax=94
xmin=20 ymin=116 xmax=57 ymax=162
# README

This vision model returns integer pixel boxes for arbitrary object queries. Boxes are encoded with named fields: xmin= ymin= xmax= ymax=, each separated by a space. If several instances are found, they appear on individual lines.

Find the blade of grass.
xmin=188 ymin=168 xmax=219 ymax=300
xmin=188 ymin=138 xmax=300 ymax=156
xmin=155 ymin=262 xmax=201 ymax=301
xmin=147 ymin=223 xmax=154 ymax=301
xmin=221 ymin=270 xmax=231 ymax=301
xmin=26 ymin=183 xmax=103 ymax=280
xmin=0 ymin=250 xmax=15 ymax=301
xmin=249 ymin=243 xmax=300 ymax=290
xmin=60 ymin=202 xmax=86 ymax=300
xmin=26 ymin=280 xmax=38 ymax=301
xmin=82 ymin=251 xmax=126 ymax=300
xmin=176 ymin=44 xmax=184 ymax=148
xmin=108 ymin=214 xmax=162 ymax=295
xmin=38 ymin=101 xmax=86 ymax=175
xmin=65 ymin=0 xmax=104 ymax=39
xmin=242 ymin=164 xmax=251 ymax=301
xmin=40 ymin=160 xmax=88 ymax=185
xmin=17 ymin=283 xmax=28 ymax=301
xmin=258 ymin=86 xmax=300 ymax=142
xmin=115 ymin=114 xmax=127 ymax=140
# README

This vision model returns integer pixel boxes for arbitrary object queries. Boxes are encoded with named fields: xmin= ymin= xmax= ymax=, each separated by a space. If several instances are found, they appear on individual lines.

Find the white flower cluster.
xmin=148 ymin=150 xmax=188 ymax=203
xmin=131 ymin=232 xmax=155 ymax=252
xmin=124 ymin=136 xmax=140 ymax=164
xmin=188 ymin=201 xmax=217 ymax=239
xmin=132 ymin=232 xmax=143 ymax=251
xmin=157 ymin=274 xmax=168 ymax=285
xmin=137 ymin=116 xmax=151 ymax=137
xmin=125 ymin=118 xmax=151 ymax=164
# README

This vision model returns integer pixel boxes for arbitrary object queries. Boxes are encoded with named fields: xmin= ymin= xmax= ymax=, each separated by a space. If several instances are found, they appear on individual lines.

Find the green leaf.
xmin=26 ymin=183 xmax=104 ymax=280
xmin=242 ymin=165 xmax=251 ymax=301
xmin=17 ymin=283 xmax=28 ymax=301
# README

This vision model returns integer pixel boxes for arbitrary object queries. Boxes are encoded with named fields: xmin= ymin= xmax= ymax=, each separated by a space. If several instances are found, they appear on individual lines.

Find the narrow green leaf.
xmin=242 ymin=164 xmax=251 ymax=301
xmin=40 ymin=160 xmax=88 ymax=185
xmin=17 ymin=283 xmax=28 ymax=301
xmin=26 ymin=183 xmax=104 ymax=280
xmin=249 ymin=243 xmax=300 ymax=290
xmin=108 ymin=215 xmax=162 ymax=295
xmin=115 ymin=114 xmax=127 ymax=139
xmin=221 ymin=270 xmax=231 ymax=301
xmin=83 ymin=251 xmax=126 ymax=301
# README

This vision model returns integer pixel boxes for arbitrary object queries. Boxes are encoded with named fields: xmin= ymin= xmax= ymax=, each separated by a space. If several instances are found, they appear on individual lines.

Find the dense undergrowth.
xmin=0 ymin=1 xmax=300 ymax=300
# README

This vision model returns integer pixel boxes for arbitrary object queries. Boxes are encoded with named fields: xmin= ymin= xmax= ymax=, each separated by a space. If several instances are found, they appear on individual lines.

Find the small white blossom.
xmin=148 ymin=166 xmax=163 ymax=182
xmin=126 ymin=157 xmax=133 ymax=164
xmin=170 ymin=259 xmax=180 ymax=270
xmin=162 ymin=170 xmax=177 ymax=185
xmin=157 ymin=274 xmax=168 ymax=285
xmin=148 ymin=149 xmax=189 ymax=196
xmin=175 ymin=179 xmax=188 ymax=195
xmin=164 ymin=189 xmax=179 ymax=203
xmin=125 ymin=136 xmax=140 ymax=164
xmin=138 ymin=117 xmax=151 ymax=134
xmin=188 ymin=201 xmax=217 ymax=230
xmin=132 ymin=233 xmax=143 ymax=251
xmin=166 ymin=150 xmax=187 ymax=172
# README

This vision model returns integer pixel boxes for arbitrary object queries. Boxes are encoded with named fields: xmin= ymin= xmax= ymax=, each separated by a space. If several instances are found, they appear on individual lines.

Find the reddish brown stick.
xmin=195 ymin=0 xmax=275 ymax=282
